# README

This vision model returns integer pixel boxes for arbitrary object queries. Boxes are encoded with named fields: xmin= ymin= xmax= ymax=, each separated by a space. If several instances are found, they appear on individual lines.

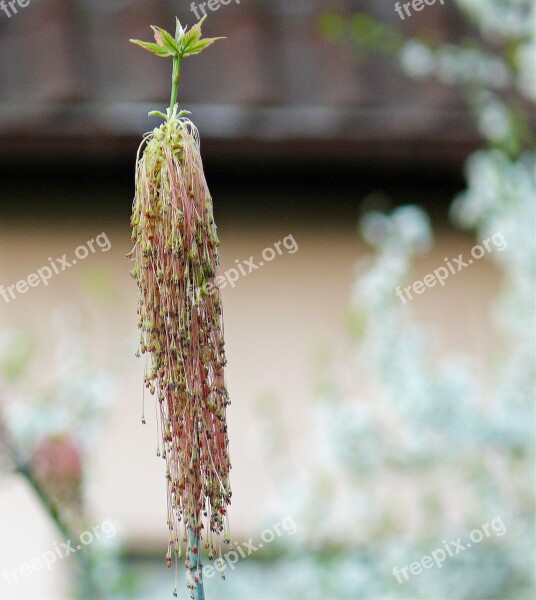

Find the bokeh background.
xmin=0 ymin=1 xmax=534 ymax=599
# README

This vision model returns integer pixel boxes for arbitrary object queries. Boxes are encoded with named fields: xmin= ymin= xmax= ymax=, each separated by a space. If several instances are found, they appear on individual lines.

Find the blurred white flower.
xmin=477 ymin=98 xmax=513 ymax=142
xmin=0 ymin=306 xmax=114 ymax=458
xmin=516 ymin=42 xmax=536 ymax=101
xmin=400 ymin=41 xmax=436 ymax=79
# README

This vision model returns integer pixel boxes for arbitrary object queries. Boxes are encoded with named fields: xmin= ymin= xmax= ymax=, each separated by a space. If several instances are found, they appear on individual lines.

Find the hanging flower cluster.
xmin=129 ymin=19 xmax=231 ymax=596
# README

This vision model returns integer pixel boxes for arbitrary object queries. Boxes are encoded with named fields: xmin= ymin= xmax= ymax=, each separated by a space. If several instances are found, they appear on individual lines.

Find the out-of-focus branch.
xmin=0 ymin=410 xmax=102 ymax=599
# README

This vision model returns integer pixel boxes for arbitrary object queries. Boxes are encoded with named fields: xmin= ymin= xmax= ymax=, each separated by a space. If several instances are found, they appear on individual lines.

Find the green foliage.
xmin=129 ymin=39 xmax=175 ymax=58
xmin=130 ymin=16 xmax=224 ymax=61
xmin=0 ymin=330 xmax=34 ymax=382
xmin=319 ymin=12 xmax=403 ymax=57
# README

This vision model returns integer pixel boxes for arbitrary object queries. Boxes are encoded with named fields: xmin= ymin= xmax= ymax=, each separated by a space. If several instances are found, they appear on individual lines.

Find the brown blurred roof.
xmin=0 ymin=0 xmax=477 ymax=163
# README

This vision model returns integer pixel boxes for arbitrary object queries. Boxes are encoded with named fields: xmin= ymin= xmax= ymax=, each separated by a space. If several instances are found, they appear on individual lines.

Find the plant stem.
xmin=188 ymin=528 xmax=205 ymax=600
xmin=16 ymin=463 xmax=102 ymax=599
xmin=17 ymin=463 xmax=72 ymax=543
xmin=169 ymin=54 xmax=182 ymax=112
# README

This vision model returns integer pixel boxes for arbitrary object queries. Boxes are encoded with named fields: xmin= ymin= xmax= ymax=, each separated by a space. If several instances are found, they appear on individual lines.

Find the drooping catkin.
xmin=129 ymin=107 xmax=231 ymax=583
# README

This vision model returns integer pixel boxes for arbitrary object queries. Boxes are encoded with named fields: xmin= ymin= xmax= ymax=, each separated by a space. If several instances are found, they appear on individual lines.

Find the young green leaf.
xmin=130 ymin=39 xmax=176 ymax=57
xmin=179 ymin=15 xmax=207 ymax=55
xmin=178 ymin=15 xmax=224 ymax=57
xmin=182 ymin=37 xmax=225 ymax=57
xmin=175 ymin=17 xmax=186 ymax=39
xmin=151 ymin=25 xmax=180 ymax=55
xmin=131 ymin=17 xmax=224 ymax=61
xmin=148 ymin=110 xmax=168 ymax=119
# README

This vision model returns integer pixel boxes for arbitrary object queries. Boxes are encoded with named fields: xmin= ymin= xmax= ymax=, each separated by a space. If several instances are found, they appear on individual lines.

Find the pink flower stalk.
xmin=129 ymin=19 xmax=231 ymax=596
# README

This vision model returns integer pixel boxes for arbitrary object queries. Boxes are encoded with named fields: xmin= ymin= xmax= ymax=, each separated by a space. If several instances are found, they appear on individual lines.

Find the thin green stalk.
xmin=169 ymin=18 xmax=183 ymax=111
xmin=188 ymin=528 xmax=205 ymax=600
xmin=170 ymin=54 xmax=182 ymax=111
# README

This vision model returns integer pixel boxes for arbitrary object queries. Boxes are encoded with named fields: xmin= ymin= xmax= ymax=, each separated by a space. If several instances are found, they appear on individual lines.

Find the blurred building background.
xmin=0 ymin=1 xmax=534 ymax=600
xmin=0 ymin=0 xmax=477 ymax=163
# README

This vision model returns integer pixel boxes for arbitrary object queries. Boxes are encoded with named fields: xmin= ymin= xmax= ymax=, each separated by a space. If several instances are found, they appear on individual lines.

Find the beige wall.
xmin=0 ymin=215 xmax=500 ymax=599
